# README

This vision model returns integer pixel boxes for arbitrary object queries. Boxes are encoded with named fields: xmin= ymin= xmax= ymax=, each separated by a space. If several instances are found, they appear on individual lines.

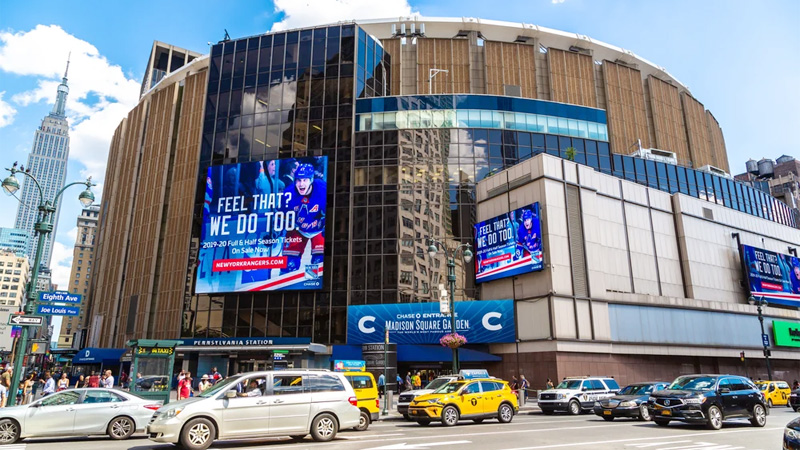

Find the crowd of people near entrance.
xmin=175 ymin=367 xmax=223 ymax=400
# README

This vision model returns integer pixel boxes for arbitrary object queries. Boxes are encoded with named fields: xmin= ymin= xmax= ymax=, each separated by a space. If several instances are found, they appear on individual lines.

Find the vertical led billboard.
xmin=741 ymin=244 xmax=800 ymax=308
xmin=195 ymin=156 xmax=327 ymax=293
xmin=474 ymin=203 xmax=544 ymax=283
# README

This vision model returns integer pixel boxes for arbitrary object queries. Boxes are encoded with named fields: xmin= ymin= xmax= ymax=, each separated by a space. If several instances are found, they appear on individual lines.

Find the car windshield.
xmin=200 ymin=376 xmax=239 ymax=398
xmin=425 ymin=378 xmax=450 ymax=390
xmin=668 ymin=376 xmax=717 ymax=391
xmin=555 ymin=380 xmax=582 ymax=390
xmin=617 ymin=384 xmax=653 ymax=395
xmin=757 ymin=383 xmax=768 ymax=391
xmin=434 ymin=381 xmax=465 ymax=394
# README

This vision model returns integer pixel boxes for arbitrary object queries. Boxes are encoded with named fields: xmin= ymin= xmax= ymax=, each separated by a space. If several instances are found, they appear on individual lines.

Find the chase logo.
xmin=358 ymin=316 xmax=377 ymax=333
xmin=482 ymin=312 xmax=503 ymax=331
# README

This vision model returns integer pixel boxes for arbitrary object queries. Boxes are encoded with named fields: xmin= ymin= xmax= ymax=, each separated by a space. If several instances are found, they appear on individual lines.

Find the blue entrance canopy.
xmin=397 ymin=345 xmax=501 ymax=363
xmin=330 ymin=345 xmax=363 ymax=362
xmin=72 ymin=348 xmax=126 ymax=364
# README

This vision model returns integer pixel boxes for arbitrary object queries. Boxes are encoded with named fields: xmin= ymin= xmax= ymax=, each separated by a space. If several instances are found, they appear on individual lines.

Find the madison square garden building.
xmin=86 ymin=17 xmax=800 ymax=383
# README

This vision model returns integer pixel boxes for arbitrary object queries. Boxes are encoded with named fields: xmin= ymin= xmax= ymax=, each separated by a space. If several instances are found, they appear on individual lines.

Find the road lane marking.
xmin=496 ymin=427 xmax=783 ymax=449
xmin=626 ymin=442 xmax=693 ymax=448
xmin=364 ymin=440 xmax=472 ymax=450
xmin=342 ymin=433 xmax=406 ymax=439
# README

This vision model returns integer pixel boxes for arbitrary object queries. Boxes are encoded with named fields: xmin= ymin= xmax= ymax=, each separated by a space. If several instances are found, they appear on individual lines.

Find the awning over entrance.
xmin=73 ymin=348 xmax=126 ymax=364
xmin=330 ymin=345 xmax=363 ymax=361
xmin=398 ymin=345 xmax=501 ymax=363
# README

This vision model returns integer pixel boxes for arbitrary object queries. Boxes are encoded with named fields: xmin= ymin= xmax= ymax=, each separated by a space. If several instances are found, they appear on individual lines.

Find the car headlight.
xmin=556 ymin=393 xmax=567 ymax=400
xmin=683 ymin=397 xmax=706 ymax=405
xmin=786 ymin=428 xmax=800 ymax=440
xmin=431 ymin=398 xmax=444 ymax=405
xmin=648 ymin=397 xmax=656 ymax=403
xmin=163 ymin=408 xmax=183 ymax=419
xmin=619 ymin=401 xmax=637 ymax=407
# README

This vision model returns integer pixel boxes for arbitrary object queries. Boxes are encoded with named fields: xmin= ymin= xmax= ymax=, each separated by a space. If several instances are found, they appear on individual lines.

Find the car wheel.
xmin=749 ymin=404 xmax=766 ymax=427
xmin=654 ymin=418 xmax=670 ymax=427
xmin=498 ymin=403 xmax=514 ymax=423
xmin=403 ymin=414 xmax=411 ymax=421
xmin=416 ymin=420 xmax=431 ymax=426
xmin=541 ymin=409 xmax=554 ymax=415
xmin=107 ymin=416 xmax=135 ymax=440
xmin=705 ymin=405 xmax=723 ymax=430
xmin=568 ymin=399 xmax=581 ymax=415
xmin=472 ymin=418 xmax=484 ymax=423
xmin=180 ymin=417 xmax=216 ymax=450
xmin=354 ymin=410 xmax=370 ymax=431
xmin=602 ymin=416 xmax=614 ymax=421
xmin=310 ymin=413 xmax=338 ymax=442
xmin=442 ymin=405 xmax=460 ymax=427
xmin=638 ymin=404 xmax=651 ymax=421
xmin=767 ymin=399 xmax=773 ymax=408
xmin=0 ymin=419 xmax=20 ymax=444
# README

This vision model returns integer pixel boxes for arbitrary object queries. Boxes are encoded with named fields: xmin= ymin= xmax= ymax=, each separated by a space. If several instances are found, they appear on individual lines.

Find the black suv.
xmin=647 ymin=374 xmax=767 ymax=430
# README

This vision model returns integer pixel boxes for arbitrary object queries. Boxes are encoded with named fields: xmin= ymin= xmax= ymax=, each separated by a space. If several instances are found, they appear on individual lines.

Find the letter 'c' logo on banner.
xmin=359 ymin=316 xmax=376 ymax=334
xmin=482 ymin=312 xmax=503 ymax=331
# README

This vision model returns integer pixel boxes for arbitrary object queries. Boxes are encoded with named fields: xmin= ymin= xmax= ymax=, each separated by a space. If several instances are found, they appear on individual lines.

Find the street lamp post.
xmin=2 ymin=162 xmax=95 ymax=406
xmin=748 ymin=296 xmax=773 ymax=381
xmin=427 ymin=239 xmax=472 ymax=374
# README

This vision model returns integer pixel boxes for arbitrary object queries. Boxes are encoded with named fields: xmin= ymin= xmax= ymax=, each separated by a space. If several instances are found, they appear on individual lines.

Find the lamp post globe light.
xmin=747 ymin=295 xmax=773 ymax=382
xmin=427 ymin=238 xmax=472 ymax=374
xmin=2 ymin=162 xmax=95 ymax=406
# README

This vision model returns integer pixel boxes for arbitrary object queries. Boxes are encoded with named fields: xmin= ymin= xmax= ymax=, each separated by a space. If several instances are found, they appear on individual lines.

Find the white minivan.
xmin=147 ymin=370 xmax=360 ymax=450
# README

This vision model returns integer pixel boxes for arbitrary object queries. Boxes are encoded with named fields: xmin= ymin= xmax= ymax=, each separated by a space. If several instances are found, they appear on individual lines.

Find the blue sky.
xmin=0 ymin=0 xmax=798 ymax=298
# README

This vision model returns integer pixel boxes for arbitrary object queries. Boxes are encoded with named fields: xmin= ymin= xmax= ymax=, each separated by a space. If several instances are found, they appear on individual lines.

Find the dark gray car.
xmin=594 ymin=382 xmax=668 ymax=421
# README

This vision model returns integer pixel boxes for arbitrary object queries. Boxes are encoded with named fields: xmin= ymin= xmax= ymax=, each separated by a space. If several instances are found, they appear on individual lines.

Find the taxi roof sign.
xmin=459 ymin=369 xmax=490 ymax=380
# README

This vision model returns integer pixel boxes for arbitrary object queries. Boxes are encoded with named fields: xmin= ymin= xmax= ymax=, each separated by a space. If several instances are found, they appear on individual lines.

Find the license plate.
xmin=661 ymin=410 xmax=671 ymax=416
xmin=603 ymin=410 xmax=611 ymax=415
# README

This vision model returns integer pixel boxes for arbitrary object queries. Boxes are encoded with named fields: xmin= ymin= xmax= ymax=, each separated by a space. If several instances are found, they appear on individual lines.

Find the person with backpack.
xmin=519 ymin=375 xmax=530 ymax=401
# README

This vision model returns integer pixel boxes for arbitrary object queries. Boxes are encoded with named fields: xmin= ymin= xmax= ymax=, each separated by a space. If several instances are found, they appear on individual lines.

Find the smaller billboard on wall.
xmin=741 ymin=244 xmax=800 ymax=308
xmin=474 ymin=202 xmax=544 ymax=283
xmin=195 ymin=156 xmax=328 ymax=293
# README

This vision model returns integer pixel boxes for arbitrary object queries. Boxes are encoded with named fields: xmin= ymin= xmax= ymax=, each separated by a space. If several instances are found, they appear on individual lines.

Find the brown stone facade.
xmin=488 ymin=351 xmax=800 ymax=389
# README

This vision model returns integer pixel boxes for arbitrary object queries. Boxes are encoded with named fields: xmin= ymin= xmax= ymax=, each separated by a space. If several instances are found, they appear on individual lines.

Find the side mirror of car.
xmin=29 ymin=403 xmax=40 ymax=408
xmin=581 ymin=387 xmax=588 ymax=391
xmin=225 ymin=390 xmax=237 ymax=399
xmin=718 ymin=387 xmax=731 ymax=394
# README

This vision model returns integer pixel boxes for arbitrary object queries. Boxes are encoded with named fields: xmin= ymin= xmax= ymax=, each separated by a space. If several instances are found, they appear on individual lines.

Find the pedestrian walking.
xmin=378 ymin=373 xmax=385 ymax=397
xmin=511 ymin=376 xmax=518 ymax=390
xmin=74 ymin=374 xmax=85 ymax=389
xmin=22 ymin=374 xmax=34 ymax=404
xmin=57 ymin=373 xmax=69 ymax=392
xmin=519 ymin=374 xmax=530 ymax=401
xmin=103 ymin=370 xmax=115 ymax=388
xmin=413 ymin=372 xmax=422 ymax=389
xmin=88 ymin=371 xmax=100 ymax=388
xmin=119 ymin=371 xmax=128 ymax=389
xmin=1 ymin=367 xmax=12 ymax=391
xmin=15 ymin=382 xmax=23 ymax=406
xmin=546 ymin=378 xmax=554 ymax=390
xmin=178 ymin=372 xmax=192 ymax=400
xmin=40 ymin=371 xmax=55 ymax=397
xmin=0 ymin=382 xmax=7 ymax=408
xmin=396 ymin=373 xmax=403 ymax=393
xmin=209 ymin=367 xmax=222 ymax=385
xmin=405 ymin=372 xmax=412 ymax=391
xmin=199 ymin=375 xmax=212 ymax=392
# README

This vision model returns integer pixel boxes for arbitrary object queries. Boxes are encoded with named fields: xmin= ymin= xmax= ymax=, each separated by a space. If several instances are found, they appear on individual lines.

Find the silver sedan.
xmin=0 ymin=388 xmax=162 ymax=444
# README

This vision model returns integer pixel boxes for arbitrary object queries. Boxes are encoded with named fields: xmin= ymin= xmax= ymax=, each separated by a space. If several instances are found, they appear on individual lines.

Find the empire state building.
xmin=14 ymin=59 xmax=71 ymax=270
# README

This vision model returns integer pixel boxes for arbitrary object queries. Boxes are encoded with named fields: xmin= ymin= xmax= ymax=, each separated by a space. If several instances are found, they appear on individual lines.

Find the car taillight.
xmin=349 ymin=396 xmax=358 ymax=406
xmin=144 ymin=404 xmax=161 ymax=411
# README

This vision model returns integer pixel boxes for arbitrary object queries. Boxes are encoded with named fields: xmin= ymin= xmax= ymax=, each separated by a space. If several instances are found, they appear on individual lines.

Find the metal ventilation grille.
xmin=566 ymin=185 xmax=588 ymax=297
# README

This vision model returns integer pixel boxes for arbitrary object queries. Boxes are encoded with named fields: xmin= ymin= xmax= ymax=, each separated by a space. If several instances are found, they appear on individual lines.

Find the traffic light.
xmin=739 ymin=351 xmax=745 ymax=362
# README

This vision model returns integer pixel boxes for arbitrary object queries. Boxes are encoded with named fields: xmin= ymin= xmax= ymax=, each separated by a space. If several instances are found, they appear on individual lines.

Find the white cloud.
xmin=271 ymin=0 xmax=416 ymax=31
xmin=49 ymin=240 xmax=74 ymax=290
xmin=0 ymin=92 xmax=16 ymax=127
xmin=0 ymin=25 xmax=140 ymax=181
xmin=552 ymin=0 xmax=566 ymax=3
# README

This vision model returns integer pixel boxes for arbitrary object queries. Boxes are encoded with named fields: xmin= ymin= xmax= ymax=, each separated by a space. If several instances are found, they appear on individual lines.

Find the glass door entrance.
xmin=237 ymin=360 xmax=270 ymax=373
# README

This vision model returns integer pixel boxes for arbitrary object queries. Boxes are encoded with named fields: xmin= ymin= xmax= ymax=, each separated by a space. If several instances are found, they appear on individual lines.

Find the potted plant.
xmin=439 ymin=333 xmax=468 ymax=349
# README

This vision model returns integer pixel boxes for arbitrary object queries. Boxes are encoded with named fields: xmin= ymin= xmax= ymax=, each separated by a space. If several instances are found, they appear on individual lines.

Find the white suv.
xmin=147 ymin=370 xmax=360 ymax=450
xmin=538 ymin=377 xmax=620 ymax=415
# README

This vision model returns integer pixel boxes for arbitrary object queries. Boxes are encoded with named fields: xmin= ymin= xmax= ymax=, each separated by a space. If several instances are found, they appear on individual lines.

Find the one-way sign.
xmin=7 ymin=315 xmax=44 ymax=326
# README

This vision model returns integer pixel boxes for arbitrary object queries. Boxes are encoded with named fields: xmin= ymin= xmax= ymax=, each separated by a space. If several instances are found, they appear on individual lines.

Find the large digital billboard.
xmin=741 ymin=244 xmax=800 ymax=308
xmin=347 ymin=300 xmax=515 ymax=345
xmin=195 ymin=156 xmax=327 ymax=293
xmin=474 ymin=203 xmax=543 ymax=283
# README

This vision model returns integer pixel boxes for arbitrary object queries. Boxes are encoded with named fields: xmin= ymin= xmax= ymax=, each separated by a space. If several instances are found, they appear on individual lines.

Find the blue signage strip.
xmin=333 ymin=360 xmax=366 ymax=372
xmin=474 ymin=202 xmax=544 ymax=283
xmin=347 ymin=300 xmax=515 ymax=345
xmin=179 ymin=337 xmax=311 ymax=347
xmin=761 ymin=333 xmax=770 ymax=347
xmin=741 ymin=244 xmax=800 ymax=308
xmin=38 ymin=291 xmax=82 ymax=304
xmin=195 ymin=156 xmax=328 ymax=293
xmin=36 ymin=304 xmax=80 ymax=316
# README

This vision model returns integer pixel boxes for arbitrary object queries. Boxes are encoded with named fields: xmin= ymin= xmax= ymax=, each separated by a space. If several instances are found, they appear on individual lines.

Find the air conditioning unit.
xmin=630 ymin=147 xmax=678 ymax=165
xmin=698 ymin=164 xmax=732 ymax=179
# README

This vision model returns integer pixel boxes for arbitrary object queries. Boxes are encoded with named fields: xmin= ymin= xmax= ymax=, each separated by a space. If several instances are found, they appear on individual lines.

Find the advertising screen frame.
xmin=474 ymin=202 xmax=544 ymax=283
xmin=740 ymin=244 xmax=800 ymax=308
xmin=195 ymin=156 xmax=328 ymax=293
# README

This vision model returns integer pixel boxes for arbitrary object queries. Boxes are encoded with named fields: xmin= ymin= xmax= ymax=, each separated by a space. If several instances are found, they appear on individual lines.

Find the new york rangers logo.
xmin=302 ymin=197 xmax=309 ymax=204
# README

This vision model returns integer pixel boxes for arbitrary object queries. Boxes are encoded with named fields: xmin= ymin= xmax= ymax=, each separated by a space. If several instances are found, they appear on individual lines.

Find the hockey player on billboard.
xmin=515 ymin=208 xmax=541 ymax=259
xmin=281 ymin=163 xmax=326 ymax=280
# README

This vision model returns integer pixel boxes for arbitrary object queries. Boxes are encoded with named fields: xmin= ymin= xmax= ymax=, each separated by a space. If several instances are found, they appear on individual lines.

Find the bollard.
xmin=518 ymin=388 xmax=525 ymax=407
xmin=384 ymin=390 xmax=393 ymax=415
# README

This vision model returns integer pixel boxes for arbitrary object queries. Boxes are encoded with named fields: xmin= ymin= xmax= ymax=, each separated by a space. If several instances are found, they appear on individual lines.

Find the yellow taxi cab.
xmin=755 ymin=380 xmax=792 ymax=407
xmin=344 ymin=372 xmax=380 ymax=430
xmin=408 ymin=378 xmax=518 ymax=426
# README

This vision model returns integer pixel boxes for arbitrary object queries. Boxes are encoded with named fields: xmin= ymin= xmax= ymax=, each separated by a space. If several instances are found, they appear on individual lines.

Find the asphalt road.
xmin=16 ymin=406 xmax=797 ymax=450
